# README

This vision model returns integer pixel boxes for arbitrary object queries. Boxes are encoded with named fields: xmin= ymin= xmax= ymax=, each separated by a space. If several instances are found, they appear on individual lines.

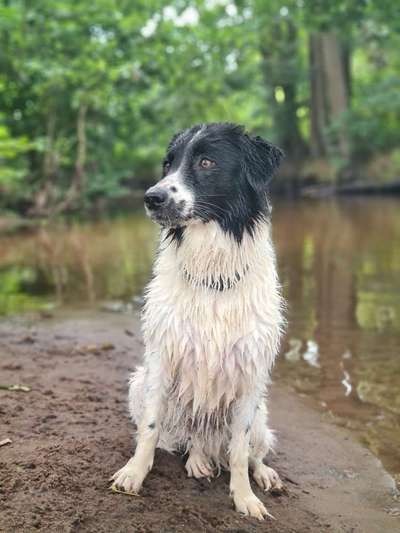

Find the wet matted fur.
xmin=111 ymin=123 xmax=285 ymax=520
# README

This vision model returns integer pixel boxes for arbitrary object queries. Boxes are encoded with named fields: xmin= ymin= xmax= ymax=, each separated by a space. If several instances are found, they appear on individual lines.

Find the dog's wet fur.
xmin=112 ymin=123 xmax=285 ymax=521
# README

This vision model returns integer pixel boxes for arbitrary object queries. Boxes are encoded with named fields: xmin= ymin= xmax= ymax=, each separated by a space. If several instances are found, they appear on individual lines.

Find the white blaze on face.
xmin=156 ymin=170 xmax=195 ymax=218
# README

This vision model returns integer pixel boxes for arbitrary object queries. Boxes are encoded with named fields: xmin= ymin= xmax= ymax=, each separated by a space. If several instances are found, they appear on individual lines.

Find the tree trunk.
xmin=51 ymin=102 xmax=87 ymax=215
xmin=278 ymin=82 xmax=307 ymax=159
xmin=29 ymin=110 xmax=58 ymax=215
xmin=321 ymin=33 xmax=350 ymax=160
xmin=309 ymin=32 xmax=350 ymax=162
xmin=74 ymin=101 xmax=87 ymax=194
xmin=261 ymin=18 xmax=307 ymax=161
xmin=309 ymin=34 xmax=328 ymax=158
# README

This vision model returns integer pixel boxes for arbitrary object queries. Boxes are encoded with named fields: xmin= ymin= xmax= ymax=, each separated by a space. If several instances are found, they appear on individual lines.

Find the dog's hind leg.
xmin=111 ymin=358 xmax=165 ymax=494
xmin=249 ymin=401 xmax=283 ymax=493
xmin=127 ymin=366 xmax=146 ymax=425
xmin=185 ymin=442 xmax=214 ymax=479
xmin=229 ymin=396 xmax=273 ymax=521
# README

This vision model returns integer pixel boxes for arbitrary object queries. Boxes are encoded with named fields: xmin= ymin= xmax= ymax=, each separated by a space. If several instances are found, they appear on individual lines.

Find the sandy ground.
xmin=0 ymin=311 xmax=399 ymax=533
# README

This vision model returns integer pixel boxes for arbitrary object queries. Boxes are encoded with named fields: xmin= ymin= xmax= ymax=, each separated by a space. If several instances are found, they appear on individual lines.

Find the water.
xmin=273 ymin=198 xmax=400 ymax=484
xmin=1 ymin=197 xmax=399 ymax=482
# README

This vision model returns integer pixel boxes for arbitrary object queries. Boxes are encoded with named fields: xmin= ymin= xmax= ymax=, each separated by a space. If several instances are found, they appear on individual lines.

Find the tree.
xmin=1 ymin=0 xmax=400 ymax=213
xmin=255 ymin=1 xmax=308 ymax=160
xmin=309 ymin=32 xmax=350 ymax=161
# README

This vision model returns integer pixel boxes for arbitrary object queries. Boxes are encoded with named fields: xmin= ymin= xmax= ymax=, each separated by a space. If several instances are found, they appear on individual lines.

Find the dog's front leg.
xmin=229 ymin=396 xmax=273 ymax=521
xmin=111 ymin=362 xmax=165 ymax=494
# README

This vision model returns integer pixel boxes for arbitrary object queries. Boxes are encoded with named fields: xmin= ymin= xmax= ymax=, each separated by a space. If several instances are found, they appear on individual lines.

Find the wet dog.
xmin=111 ymin=123 xmax=285 ymax=520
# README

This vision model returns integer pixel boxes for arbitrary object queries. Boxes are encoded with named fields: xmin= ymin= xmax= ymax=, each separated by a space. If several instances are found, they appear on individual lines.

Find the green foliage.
xmin=0 ymin=120 xmax=31 ymax=204
xmin=0 ymin=266 xmax=51 ymax=315
xmin=0 ymin=0 xmax=399 ymax=212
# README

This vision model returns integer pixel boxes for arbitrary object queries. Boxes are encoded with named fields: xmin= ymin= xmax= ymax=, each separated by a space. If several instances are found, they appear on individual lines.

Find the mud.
xmin=0 ymin=311 xmax=398 ymax=532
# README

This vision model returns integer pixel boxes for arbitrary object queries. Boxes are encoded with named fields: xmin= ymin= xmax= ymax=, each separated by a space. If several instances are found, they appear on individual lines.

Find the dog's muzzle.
xmin=144 ymin=180 xmax=194 ymax=227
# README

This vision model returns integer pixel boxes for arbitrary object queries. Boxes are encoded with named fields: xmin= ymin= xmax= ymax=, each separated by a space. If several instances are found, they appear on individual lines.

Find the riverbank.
xmin=2 ymin=179 xmax=400 ymax=234
xmin=0 ymin=311 xmax=398 ymax=532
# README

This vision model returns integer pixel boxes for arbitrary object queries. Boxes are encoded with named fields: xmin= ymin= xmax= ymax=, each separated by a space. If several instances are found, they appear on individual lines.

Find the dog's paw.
xmin=252 ymin=463 xmax=284 ymax=493
xmin=110 ymin=462 xmax=146 ymax=495
xmin=232 ymin=491 xmax=274 ymax=521
xmin=185 ymin=452 xmax=214 ymax=479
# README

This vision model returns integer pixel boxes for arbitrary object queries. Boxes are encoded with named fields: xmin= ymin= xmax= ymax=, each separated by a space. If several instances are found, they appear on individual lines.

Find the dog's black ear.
xmin=242 ymin=134 xmax=284 ymax=191
xmin=167 ymin=129 xmax=186 ymax=151
xmin=252 ymin=135 xmax=284 ymax=175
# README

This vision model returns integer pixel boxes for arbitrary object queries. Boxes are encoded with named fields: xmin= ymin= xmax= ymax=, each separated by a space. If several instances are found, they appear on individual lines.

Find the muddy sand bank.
xmin=0 ymin=311 xmax=398 ymax=533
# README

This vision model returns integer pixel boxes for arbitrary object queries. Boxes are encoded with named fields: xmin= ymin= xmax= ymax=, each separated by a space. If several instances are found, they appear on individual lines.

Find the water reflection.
xmin=0 ymin=197 xmax=399 ymax=481
xmin=273 ymin=198 xmax=400 ymax=480
xmin=0 ymin=212 xmax=157 ymax=314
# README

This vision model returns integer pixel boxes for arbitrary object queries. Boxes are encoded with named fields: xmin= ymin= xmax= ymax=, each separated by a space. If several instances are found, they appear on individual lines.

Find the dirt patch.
xmin=0 ymin=311 xmax=398 ymax=533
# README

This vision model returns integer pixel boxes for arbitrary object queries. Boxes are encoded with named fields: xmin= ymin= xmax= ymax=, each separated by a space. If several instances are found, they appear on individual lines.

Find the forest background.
xmin=1 ymin=0 xmax=399 ymax=215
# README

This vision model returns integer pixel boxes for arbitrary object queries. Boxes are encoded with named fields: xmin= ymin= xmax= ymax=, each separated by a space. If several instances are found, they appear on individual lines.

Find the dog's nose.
xmin=144 ymin=188 xmax=168 ymax=210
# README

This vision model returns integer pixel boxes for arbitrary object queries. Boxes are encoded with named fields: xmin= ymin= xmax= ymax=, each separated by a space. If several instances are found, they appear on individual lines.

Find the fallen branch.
xmin=110 ymin=484 xmax=139 ymax=497
xmin=0 ymin=384 xmax=31 ymax=392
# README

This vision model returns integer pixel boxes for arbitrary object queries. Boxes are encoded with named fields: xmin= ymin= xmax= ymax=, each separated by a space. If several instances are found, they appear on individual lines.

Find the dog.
xmin=111 ymin=123 xmax=285 ymax=520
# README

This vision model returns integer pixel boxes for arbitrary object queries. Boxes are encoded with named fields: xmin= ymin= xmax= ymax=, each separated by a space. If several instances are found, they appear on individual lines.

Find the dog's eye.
xmin=199 ymin=158 xmax=216 ymax=170
xmin=163 ymin=161 xmax=171 ymax=173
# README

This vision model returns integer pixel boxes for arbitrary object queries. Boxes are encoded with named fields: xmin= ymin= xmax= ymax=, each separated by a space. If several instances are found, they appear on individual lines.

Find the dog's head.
xmin=144 ymin=123 xmax=283 ymax=241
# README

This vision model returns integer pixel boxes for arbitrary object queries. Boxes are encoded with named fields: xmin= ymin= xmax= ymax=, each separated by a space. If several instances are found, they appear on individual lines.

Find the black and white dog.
xmin=111 ymin=123 xmax=285 ymax=520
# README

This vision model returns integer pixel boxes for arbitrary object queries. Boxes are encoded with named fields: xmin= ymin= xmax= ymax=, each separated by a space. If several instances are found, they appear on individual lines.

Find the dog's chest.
xmin=144 ymin=286 xmax=264 ymax=410
xmin=142 ymin=222 xmax=283 ymax=410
